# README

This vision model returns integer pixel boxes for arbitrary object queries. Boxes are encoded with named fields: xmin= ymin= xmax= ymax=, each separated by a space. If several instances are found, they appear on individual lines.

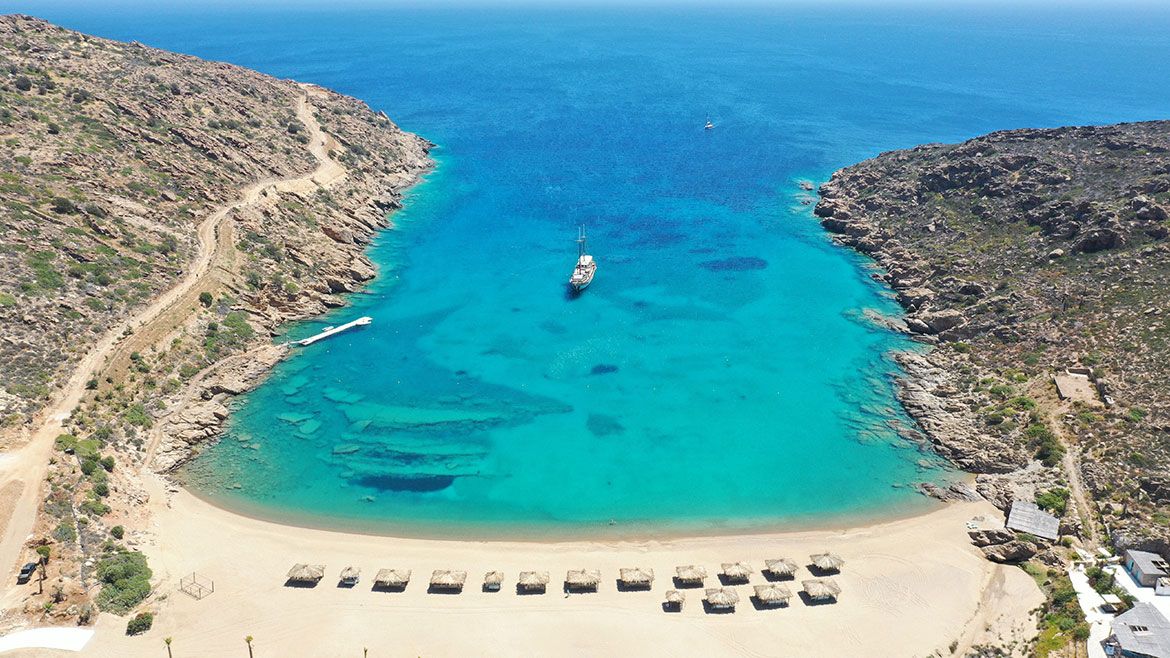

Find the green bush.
xmin=204 ymin=311 xmax=255 ymax=358
xmin=51 ymin=197 xmax=78 ymax=214
xmin=1035 ymin=488 xmax=1071 ymax=516
xmin=198 ymin=291 xmax=213 ymax=307
xmin=53 ymin=521 xmax=76 ymax=544
xmin=989 ymin=383 xmax=1015 ymax=399
xmin=123 ymin=404 xmax=151 ymax=428
xmin=126 ymin=612 xmax=153 ymax=635
xmin=101 ymin=455 xmax=115 ymax=472
xmin=26 ymin=251 xmax=63 ymax=291
xmin=96 ymin=549 xmax=153 ymax=614
xmin=1085 ymin=566 xmax=1116 ymax=593
xmin=81 ymin=497 xmax=110 ymax=516
xmin=1027 ymin=423 xmax=1065 ymax=467
xmin=14 ymin=75 xmax=32 ymax=91
xmin=110 ymin=525 xmax=124 ymax=539
xmin=1008 ymin=395 xmax=1037 ymax=411
xmin=1130 ymin=452 xmax=1153 ymax=468
xmin=1126 ymin=407 xmax=1147 ymax=423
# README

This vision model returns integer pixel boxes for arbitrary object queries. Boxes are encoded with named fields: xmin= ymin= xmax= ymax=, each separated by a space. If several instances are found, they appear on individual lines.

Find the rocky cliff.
xmin=816 ymin=120 xmax=1170 ymax=544
xmin=0 ymin=15 xmax=431 ymax=436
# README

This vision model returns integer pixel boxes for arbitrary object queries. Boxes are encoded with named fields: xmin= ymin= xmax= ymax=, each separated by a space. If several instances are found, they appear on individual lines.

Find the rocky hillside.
xmin=0 ymin=15 xmax=430 ymax=433
xmin=0 ymin=15 xmax=431 ymax=627
xmin=816 ymin=121 xmax=1170 ymax=546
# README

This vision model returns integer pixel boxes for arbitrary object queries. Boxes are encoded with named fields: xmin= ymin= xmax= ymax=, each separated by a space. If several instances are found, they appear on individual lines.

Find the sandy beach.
xmin=4 ymin=474 xmax=1042 ymax=658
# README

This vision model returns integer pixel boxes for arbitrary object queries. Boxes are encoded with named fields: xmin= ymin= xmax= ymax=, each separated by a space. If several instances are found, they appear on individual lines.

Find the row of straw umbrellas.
xmin=285 ymin=553 xmax=844 ymax=610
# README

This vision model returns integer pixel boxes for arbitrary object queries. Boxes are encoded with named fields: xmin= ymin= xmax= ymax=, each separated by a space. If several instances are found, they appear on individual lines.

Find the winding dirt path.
xmin=1027 ymin=381 xmax=1100 ymax=549
xmin=1052 ymin=409 xmax=1100 ymax=548
xmin=0 ymin=88 xmax=345 ymax=591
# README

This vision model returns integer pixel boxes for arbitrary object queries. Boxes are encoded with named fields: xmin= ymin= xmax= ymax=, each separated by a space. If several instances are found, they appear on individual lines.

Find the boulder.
xmin=1074 ymin=227 xmax=1125 ymax=253
xmin=321 ymin=224 xmax=354 ymax=244
xmin=904 ymin=317 xmax=932 ymax=334
xmin=921 ymin=481 xmax=982 ymax=503
xmin=897 ymin=286 xmax=936 ymax=309
xmin=1131 ymin=195 xmax=1169 ymax=222
xmin=968 ymin=528 xmax=1015 ymax=547
xmin=917 ymin=309 xmax=966 ymax=333
xmin=981 ymin=540 xmax=1038 ymax=563
xmin=956 ymin=281 xmax=988 ymax=298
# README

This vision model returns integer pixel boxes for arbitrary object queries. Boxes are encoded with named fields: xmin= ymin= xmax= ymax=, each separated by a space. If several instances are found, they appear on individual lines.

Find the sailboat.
xmin=704 ymin=115 xmax=714 ymax=130
xmin=569 ymin=226 xmax=596 ymax=293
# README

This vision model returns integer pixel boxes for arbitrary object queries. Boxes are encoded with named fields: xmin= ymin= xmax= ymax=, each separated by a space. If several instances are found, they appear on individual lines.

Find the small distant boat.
xmin=704 ymin=115 xmax=714 ymax=130
xmin=569 ymin=226 xmax=596 ymax=293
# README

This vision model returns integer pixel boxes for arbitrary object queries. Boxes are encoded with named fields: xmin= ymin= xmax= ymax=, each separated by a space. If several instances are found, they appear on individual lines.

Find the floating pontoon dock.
xmin=294 ymin=316 xmax=372 ymax=346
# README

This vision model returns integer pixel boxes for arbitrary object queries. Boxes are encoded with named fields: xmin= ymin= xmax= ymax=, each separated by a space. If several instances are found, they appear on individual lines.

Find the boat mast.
xmin=577 ymin=225 xmax=587 ymax=257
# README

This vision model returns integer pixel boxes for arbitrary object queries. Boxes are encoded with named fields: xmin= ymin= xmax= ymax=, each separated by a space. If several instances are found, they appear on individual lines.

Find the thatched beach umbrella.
xmin=287 ymin=563 xmax=326 ymax=582
xmin=566 ymin=569 xmax=602 ymax=591
xmin=618 ymin=568 xmax=655 ymax=589
xmin=753 ymin=584 xmax=792 ymax=607
xmin=664 ymin=589 xmax=686 ymax=609
xmin=675 ymin=565 xmax=708 ymax=585
xmin=810 ymin=552 xmax=845 ymax=573
xmin=373 ymin=568 xmax=411 ymax=588
xmin=802 ymin=578 xmax=842 ymax=602
xmin=430 ymin=570 xmax=468 ymax=591
xmin=720 ymin=562 xmax=752 ymax=583
xmin=704 ymin=587 xmax=740 ymax=610
xmin=518 ymin=571 xmax=550 ymax=592
xmin=339 ymin=566 xmax=361 ymax=584
xmin=763 ymin=558 xmax=798 ymax=579
xmin=484 ymin=571 xmax=505 ymax=591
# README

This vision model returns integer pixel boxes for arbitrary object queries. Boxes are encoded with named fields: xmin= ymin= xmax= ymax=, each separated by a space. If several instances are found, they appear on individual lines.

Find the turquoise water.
xmin=22 ymin=3 xmax=1170 ymax=537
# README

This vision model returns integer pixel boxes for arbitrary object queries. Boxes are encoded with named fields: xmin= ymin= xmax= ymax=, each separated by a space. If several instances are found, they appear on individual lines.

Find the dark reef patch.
xmin=351 ymin=473 xmax=456 ymax=493
xmin=590 ymin=364 xmax=619 ymax=375
xmin=540 ymin=320 xmax=568 ymax=335
xmin=587 ymin=413 xmax=625 ymax=437
xmin=699 ymin=256 xmax=768 ymax=272
xmin=633 ymin=230 xmax=687 ymax=249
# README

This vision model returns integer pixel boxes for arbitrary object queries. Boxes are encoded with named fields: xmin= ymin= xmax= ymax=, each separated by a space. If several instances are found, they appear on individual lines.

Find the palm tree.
xmin=245 ymin=635 xmax=254 ymax=658
xmin=164 ymin=637 xmax=173 ymax=658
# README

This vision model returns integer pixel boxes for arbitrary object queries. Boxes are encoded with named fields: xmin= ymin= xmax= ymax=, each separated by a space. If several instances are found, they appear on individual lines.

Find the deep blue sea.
xmin=14 ymin=2 xmax=1170 ymax=537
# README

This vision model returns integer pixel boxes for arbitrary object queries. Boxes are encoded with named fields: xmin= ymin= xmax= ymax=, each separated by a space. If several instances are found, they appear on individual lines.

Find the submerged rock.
xmin=351 ymin=473 xmax=456 ymax=493
xmin=698 ymin=256 xmax=768 ymax=272
xmin=586 ymin=413 xmax=624 ymax=437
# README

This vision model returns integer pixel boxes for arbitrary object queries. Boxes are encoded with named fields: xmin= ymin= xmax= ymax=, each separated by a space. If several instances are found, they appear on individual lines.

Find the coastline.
xmin=145 ymin=90 xmax=437 ymax=474
xmin=70 ymin=472 xmax=1041 ymax=657
xmin=178 ymin=471 xmax=948 ymax=543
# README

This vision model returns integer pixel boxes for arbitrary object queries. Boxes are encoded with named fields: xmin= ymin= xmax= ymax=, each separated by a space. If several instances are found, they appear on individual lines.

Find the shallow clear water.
xmin=24 ymin=3 xmax=1170 ymax=537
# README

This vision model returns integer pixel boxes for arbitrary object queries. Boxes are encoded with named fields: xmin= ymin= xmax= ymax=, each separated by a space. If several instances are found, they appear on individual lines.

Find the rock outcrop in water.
xmin=817 ymin=120 xmax=1170 ymax=546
